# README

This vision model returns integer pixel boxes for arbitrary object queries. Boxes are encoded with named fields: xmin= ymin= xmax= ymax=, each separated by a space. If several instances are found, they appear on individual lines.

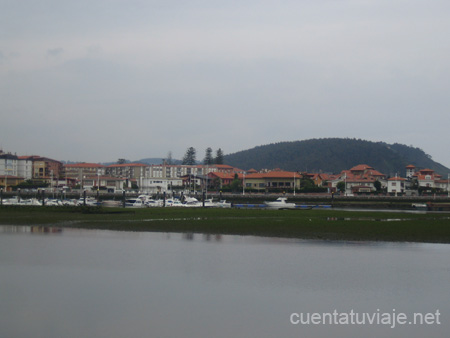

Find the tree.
xmin=374 ymin=180 xmax=382 ymax=192
xmin=182 ymin=147 xmax=196 ymax=165
xmin=230 ymin=173 xmax=241 ymax=192
xmin=214 ymin=148 xmax=224 ymax=164
xmin=203 ymin=147 xmax=213 ymax=165
xmin=336 ymin=181 xmax=346 ymax=192
xmin=166 ymin=151 xmax=173 ymax=165
xmin=117 ymin=158 xmax=127 ymax=164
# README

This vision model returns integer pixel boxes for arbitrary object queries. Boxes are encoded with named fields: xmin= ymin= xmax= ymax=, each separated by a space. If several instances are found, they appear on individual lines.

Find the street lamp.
xmin=242 ymin=172 xmax=245 ymax=196
xmin=97 ymin=169 xmax=101 ymax=200
xmin=293 ymin=172 xmax=296 ymax=196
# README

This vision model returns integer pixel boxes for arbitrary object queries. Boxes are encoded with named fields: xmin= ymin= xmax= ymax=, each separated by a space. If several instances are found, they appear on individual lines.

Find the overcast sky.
xmin=1 ymin=0 xmax=450 ymax=167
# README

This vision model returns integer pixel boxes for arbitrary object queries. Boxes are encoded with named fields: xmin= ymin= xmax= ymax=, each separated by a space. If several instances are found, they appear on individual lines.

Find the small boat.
xmin=264 ymin=197 xmax=296 ymax=210
xmin=76 ymin=197 xmax=100 ymax=206
xmin=183 ymin=197 xmax=202 ymax=207
xmin=125 ymin=198 xmax=145 ymax=208
xmin=215 ymin=200 xmax=232 ymax=208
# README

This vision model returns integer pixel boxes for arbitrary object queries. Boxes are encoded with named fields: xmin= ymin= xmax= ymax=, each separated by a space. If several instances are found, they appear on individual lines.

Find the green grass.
xmin=1 ymin=206 xmax=450 ymax=243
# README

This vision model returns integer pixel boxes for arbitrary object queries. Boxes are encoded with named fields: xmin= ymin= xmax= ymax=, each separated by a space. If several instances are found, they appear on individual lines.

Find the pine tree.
xmin=203 ymin=147 xmax=213 ymax=165
xmin=214 ymin=148 xmax=224 ymax=164
xmin=182 ymin=147 xmax=197 ymax=165
xmin=166 ymin=151 xmax=173 ymax=165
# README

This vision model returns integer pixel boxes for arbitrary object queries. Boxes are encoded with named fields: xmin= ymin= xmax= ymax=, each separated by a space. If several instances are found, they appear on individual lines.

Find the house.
xmin=244 ymin=170 xmax=300 ymax=192
xmin=207 ymin=172 xmax=242 ymax=189
xmin=413 ymin=169 xmax=441 ymax=189
xmin=331 ymin=164 xmax=387 ymax=194
xmin=387 ymin=177 xmax=407 ymax=194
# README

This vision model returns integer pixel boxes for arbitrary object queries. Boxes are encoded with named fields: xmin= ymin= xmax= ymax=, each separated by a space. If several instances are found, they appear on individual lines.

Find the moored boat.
xmin=264 ymin=197 xmax=296 ymax=210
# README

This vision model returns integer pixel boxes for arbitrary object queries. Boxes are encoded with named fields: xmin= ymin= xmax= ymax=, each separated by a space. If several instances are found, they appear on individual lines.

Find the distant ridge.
xmin=223 ymin=138 xmax=450 ymax=176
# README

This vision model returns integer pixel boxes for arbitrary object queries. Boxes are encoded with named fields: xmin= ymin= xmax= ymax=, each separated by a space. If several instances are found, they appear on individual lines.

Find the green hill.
xmin=224 ymin=138 xmax=449 ymax=176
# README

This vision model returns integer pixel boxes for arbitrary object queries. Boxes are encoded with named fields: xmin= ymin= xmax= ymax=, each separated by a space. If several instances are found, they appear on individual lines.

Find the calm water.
xmin=0 ymin=226 xmax=449 ymax=338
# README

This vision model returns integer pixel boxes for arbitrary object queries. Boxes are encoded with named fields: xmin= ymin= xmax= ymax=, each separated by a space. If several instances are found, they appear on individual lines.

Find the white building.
xmin=387 ymin=177 xmax=407 ymax=194
xmin=139 ymin=177 xmax=184 ymax=194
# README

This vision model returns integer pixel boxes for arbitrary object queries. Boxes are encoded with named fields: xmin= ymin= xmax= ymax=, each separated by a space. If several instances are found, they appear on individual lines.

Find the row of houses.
xmin=1 ymin=149 xmax=449 ymax=194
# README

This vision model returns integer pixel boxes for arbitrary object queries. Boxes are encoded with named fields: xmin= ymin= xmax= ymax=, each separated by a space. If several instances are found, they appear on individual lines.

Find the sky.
xmin=1 ymin=0 xmax=450 ymax=167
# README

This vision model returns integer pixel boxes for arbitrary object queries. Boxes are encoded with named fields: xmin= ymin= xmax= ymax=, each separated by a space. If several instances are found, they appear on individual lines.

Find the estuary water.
xmin=0 ymin=226 xmax=449 ymax=338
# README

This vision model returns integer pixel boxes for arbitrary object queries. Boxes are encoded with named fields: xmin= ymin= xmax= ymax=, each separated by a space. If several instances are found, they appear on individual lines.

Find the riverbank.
xmin=1 ymin=206 xmax=450 ymax=243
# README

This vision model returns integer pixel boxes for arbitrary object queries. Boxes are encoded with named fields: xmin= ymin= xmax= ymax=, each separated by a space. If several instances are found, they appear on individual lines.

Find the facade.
xmin=64 ymin=163 xmax=106 ymax=180
xmin=413 ymin=169 xmax=441 ymax=189
xmin=0 ymin=153 xmax=30 ymax=189
xmin=406 ymin=165 xmax=416 ymax=179
xmin=79 ymin=176 xmax=125 ymax=191
xmin=0 ymin=175 xmax=24 ymax=191
xmin=139 ymin=178 xmax=184 ymax=194
xmin=106 ymin=163 xmax=147 ymax=180
xmin=244 ymin=171 xmax=300 ymax=192
xmin=387 ymin=177 xmax=407 ymax=194
xmin=18 ymin=156 xmax=64 ymax=180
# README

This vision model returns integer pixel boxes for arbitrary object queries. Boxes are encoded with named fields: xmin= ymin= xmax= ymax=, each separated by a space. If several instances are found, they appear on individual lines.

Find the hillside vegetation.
xmin=224 ymin=138 xmax=449 ymax=176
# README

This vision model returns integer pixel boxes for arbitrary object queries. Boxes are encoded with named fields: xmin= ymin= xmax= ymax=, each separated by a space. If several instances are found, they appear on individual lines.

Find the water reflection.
xmin=0 ymin=225 xmax=62 ymax=234
xmin=0 ymin=227 xmax=449 ymax=338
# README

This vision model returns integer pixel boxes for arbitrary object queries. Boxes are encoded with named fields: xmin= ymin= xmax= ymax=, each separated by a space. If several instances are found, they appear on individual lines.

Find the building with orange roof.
xmin=64 ymin=163 xmax=106 ymax=180
xmin=331 ymin=164 xmax=387 ymax=194
xmin=243 ymin=170 xmax=300 ymax=192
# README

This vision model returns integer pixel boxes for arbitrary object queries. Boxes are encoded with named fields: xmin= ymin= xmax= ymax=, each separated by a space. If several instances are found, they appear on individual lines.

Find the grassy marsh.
xmin=1 ymin=206 xmax=449 ymax=243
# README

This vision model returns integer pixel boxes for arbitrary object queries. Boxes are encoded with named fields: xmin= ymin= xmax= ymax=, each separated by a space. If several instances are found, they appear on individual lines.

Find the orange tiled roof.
xmin=246 ymin=171 xmax=297 ymax=179
xmin=65 ymin=163 xmax=105 ymax=168
xmin=107 ymin=163 xmax=147 ymax=168
xmin=350 ymin=164 xmax=374 ymax=171
xmin=388 ymin=177 xmax=407 ymax=181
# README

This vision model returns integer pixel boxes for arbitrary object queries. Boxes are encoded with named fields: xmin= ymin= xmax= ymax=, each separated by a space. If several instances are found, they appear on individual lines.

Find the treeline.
xmin=223 ymin=138 xmax=450 ymax=176
xmin=178 ymin=147 xmax=224 ymax=166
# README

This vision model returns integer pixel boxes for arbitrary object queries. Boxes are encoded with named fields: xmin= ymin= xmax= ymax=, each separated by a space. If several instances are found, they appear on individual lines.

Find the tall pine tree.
xmin=214 ymin=148 xmax=224 ymax=164
xmin=203 ymin=147 xmax=213 ymax=165
xmin=182 ymin=147 xmax=197 ymax=165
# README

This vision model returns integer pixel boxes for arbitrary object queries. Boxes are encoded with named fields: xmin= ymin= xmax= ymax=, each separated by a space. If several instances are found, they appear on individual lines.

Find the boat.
xmin=215 ymin=200 xmax=232 ymax=208
xmin=264 ymin=197 xmax=296 ymax=210
xmin=124 ymin=198 xmax=145 ymax=208
xmin=76 ymin=197 xmax=100 ymax=206
xmin=183 ymin=197 xmax=202 ymax=207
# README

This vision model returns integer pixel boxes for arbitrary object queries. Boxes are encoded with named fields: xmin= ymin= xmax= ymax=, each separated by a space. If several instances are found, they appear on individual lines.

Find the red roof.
xmin=350 ymin=164 xmax=374 ymax=171
xmin=65 ymin=163 xmax=105 ymax=168
xmin=388 ymin=177 xmax=407 ymax=181
xmin=107 ymin=163 xmax=147 ymax=168
xmin=406 ymin=165 xmax=416 ymax=168
xmin=246 ymin=171 xmax=297 ymax=179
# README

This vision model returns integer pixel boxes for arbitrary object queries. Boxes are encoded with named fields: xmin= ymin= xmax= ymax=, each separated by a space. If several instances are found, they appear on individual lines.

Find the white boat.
xmin=264 ymin=197 xmax=296 ymax=210
xmin=19 ymin=198 xmax=41 ymax=206
xmin=183 ymin=197 xmax=202 ymax=207
xmin=76 ymin=197 xmax=100 ymax=206
xmin=145 ymin=199 xmax=163 ymax=207
xmin=215 ymin=200 xmax=232 ymax=208
xmin=165 ymin=198 xmax=184 ymax=207
xmin=2 ymin=197 xmax=20 ymax=205
xmin=125 ymin=198 xmax=145 ymax=208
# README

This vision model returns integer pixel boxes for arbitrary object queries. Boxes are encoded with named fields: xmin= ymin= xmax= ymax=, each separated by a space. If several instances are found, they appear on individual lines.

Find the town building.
xmin=64 ymin=163 xmax=106 ymax=180
xmin=387 ymin=177 xmax=407 ymax=194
